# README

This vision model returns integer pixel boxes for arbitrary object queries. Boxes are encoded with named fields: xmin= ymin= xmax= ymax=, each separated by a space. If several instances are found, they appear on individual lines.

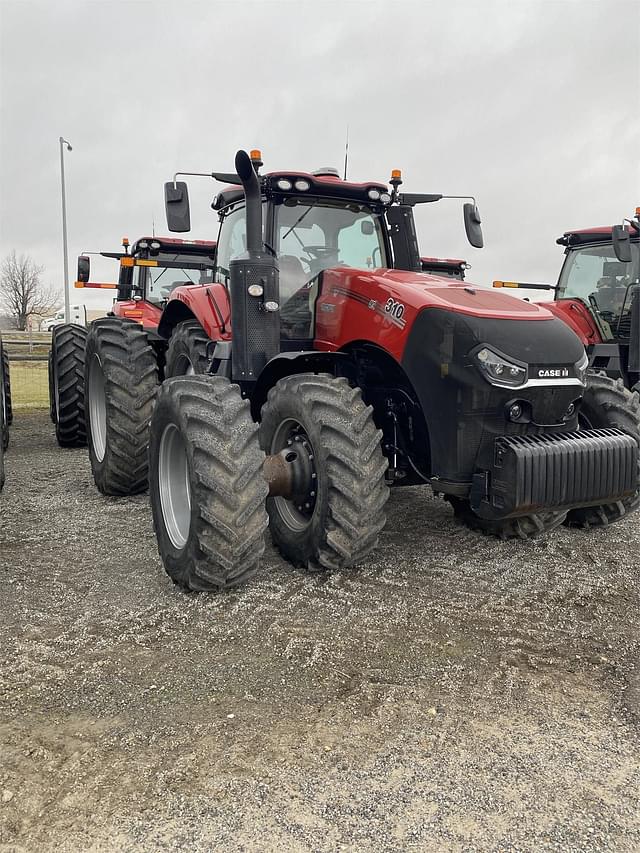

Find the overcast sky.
xmin=1 ymin=0 xmax=638 ymax=312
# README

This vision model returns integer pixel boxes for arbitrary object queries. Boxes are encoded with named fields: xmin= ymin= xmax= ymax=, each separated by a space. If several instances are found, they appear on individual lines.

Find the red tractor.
xmin=84 ymin=149 xmax=639 ymax=593
xmin=49 ymin=235 xmax=216 ymax=448
xmin=494 ymin=210 xmax=639 ymax=393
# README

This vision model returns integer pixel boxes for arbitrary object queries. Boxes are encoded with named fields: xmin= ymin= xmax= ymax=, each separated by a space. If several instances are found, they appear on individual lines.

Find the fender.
xmin=544 ymin=298 xmax=603 ymax=347
xmin=112 ymin=299 xmax=163 ymax=332
xmin=250 ymin=350 xmax=352 ymax=420
xmin=158 ymin=283 xmax=231 ymax=340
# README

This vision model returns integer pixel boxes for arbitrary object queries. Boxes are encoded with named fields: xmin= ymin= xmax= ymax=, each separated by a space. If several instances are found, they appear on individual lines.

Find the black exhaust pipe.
xmin=235 ymin=150 xmax=262 ymax=255
xmin=228 ymin=150 xmax=280 ymax=383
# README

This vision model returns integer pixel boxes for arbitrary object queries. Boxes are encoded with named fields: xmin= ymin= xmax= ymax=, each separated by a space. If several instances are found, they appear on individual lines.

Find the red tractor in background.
xmin=494 ymin=209 xmax=640 ymax=393
xmin=49 ymin=235 xmax=216 ymax=448
xmin=82 ymin=149 xmax=639 ymax=594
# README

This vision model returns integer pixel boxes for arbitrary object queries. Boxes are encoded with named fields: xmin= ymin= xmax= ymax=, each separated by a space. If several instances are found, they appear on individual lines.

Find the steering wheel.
xmin=302 ymin=245 xmax=338 ymax=260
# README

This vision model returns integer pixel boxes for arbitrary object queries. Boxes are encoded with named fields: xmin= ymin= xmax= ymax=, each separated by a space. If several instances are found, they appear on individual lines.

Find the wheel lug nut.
xmin=311 ymin=473 xmax=317 ymax=479
xmin=310 ymin=491 xmax=315 ymax=497
xmin=304 ymin=503 xmax=310 ymax=509
xmin=287 ymin=439 xmax=293 ymax=446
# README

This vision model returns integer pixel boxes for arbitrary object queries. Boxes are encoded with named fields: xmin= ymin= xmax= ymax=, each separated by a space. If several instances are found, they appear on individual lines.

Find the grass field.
xmin=8 ymin=359 xmax=49 ymax=409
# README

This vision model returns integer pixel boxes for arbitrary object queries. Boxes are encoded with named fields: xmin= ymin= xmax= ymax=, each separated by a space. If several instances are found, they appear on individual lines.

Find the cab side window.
xmin=215 ymin=206 xmax=247 ymax=285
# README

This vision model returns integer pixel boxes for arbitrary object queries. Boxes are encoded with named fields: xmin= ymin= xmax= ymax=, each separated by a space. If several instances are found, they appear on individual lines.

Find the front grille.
xmin=472 ymin=428 xmax=638 ymax=519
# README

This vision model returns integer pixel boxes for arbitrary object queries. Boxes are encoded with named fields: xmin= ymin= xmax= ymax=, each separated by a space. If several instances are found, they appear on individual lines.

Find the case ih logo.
xmin=538 ymin=367 xmax=570 ymax=378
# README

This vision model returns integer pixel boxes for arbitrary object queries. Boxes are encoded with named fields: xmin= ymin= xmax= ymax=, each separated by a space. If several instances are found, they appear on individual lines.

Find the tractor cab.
xmin=555 ymin=220 xmax=639 ymax=342
xmin=75 ymin=236 xmax=217 ymax=333
xmin=162 ymin=150 xmax=483 ymax=360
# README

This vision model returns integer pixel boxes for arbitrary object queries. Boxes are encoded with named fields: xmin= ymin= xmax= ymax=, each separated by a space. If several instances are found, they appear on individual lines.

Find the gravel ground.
xmin=1 ymin=411 xmax=639 ymax=852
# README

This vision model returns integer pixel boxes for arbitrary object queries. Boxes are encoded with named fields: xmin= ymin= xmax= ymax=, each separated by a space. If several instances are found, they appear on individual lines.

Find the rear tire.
xmin=149 ymin=375 xmax=268 ymax=591
xmin=0 ymin=338 xmax=8 ymax=457
xmin=85 ymin=318 xmax=158 ymax=495
xmin=165 ymin=320 xmax=210 ymax=377
xmin=563 ymin=371 xmax=640 ymax=528
xmin=447 ymin=498 xmax=567 ymax=540
xmin=2 ymin=341 xmax=12 ymax=427
xmin=51 ymin=324 xmax=88 ymax=448
xmin=259 ymin=374 xmax=389 ymax=571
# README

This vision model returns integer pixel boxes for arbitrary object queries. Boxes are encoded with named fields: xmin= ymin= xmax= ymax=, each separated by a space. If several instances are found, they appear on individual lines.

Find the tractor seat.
xmin=278 ymin=255 xmax=307 ymax=303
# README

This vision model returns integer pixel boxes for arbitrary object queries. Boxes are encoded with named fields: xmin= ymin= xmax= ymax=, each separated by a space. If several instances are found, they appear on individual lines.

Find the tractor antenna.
xmin=343 ymin=126 xmax=349 ymax=180
xmin=152 ymin=213 xmax=155 ymax=237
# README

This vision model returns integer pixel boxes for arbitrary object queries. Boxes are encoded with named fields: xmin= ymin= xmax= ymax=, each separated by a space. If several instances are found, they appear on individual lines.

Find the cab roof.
xmin=557 ymin=223 xmax=639 ymax=246
xmin=131 ymin=236 xmax=216 ymax=255
xmin=212 ymin=171 xmax=390 ymax=212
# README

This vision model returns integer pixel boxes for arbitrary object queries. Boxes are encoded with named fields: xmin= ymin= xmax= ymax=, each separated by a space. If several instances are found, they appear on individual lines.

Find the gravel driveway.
xmin=1 ymin=412 xmax=639 ymax=852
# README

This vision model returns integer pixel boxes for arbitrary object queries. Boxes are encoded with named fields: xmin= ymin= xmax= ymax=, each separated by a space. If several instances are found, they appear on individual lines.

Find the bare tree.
xmin=0 ymin=251 xmax=60 ymax=330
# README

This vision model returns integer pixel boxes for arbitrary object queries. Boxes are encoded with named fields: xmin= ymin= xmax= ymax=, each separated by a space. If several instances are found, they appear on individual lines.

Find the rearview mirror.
xmin=77 ymin=255 xmax=90 ymax=282
xmin=164 ymin=181 xmax=191 ymax=233
xmin=612 ymin=224 xmax=632 ymax=263
xmin=361 ymin=220 xmax=374 ymax=235
xmin=463 ymin=203 xmax=484 ymax=249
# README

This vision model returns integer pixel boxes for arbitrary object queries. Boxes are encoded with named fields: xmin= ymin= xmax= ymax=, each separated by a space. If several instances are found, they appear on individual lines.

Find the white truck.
xmin=40 ymin=304 xmax=87 ymax=331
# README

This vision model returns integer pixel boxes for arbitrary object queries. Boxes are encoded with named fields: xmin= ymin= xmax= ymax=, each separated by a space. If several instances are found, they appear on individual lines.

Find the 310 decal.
xmin=384 ymin=298 xmax=405 ymax=320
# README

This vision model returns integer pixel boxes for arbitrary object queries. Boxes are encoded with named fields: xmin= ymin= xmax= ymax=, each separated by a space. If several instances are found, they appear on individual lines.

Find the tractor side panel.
xmin=113 ymin=300 xmax=163 ymax=332
xmin=543 ymin=299 xmax=603 ymax=346
xmin=162 ymin=284 xmax=231 ymax=341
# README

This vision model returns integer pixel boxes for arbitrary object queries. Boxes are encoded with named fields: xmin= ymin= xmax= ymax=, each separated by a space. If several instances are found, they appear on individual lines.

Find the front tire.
xmin=447 ymin=498 xmax=567 ymax=540
xmin=50 ymin=324 xmax=88 ymax=448
xmin=259 ymin=374 xmax=389 ymax=571
xmin=563 ymin=371 xmax=640 ymax=528
xmin=149 ymin=376 xmax=268 ymax=591
xmin=165 ymin=319 xmax=210 ymax=377
xmin=85 ymin=318 xmax=158 ymax=495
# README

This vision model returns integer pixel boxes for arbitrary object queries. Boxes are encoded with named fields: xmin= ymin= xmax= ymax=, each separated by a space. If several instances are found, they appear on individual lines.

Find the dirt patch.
xmin=1 ymin=412 xmax=639 ymax=851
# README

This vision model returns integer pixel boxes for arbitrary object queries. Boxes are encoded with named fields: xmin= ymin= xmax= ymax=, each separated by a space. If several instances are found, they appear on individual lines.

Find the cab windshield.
xmin=141 ymin=253 xmax=214 ymax=304
xmin=274 ymin=198 xmax=387 ymax=303
xmin=558 ymin=241 xmax=639 ymax=339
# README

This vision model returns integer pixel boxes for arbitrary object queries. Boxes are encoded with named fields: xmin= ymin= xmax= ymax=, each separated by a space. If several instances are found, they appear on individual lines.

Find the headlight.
xmin=150 ymin=240 xmax=161 ymax=251
xmin=294 ymin=179 xmax=310 ymax=191
xmin=138 ymin=240 xmax=149 ymax=249
xmin=276 ymin=178 xmax=293 ymax=191
xmin=474 ymin=346 xmax=527 ymax=388
xmin=368 ymin=189 xmax=381 ymax=201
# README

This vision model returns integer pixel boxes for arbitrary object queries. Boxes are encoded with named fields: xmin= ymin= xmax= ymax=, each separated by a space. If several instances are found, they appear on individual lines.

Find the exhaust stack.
xmin=228 ymin=149 xmax=280 ymax=382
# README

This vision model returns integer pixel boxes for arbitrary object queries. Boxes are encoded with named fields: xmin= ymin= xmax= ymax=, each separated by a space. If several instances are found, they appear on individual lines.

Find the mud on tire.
xmin=259 ymin=373 xmax=389 ymax=571
xmin=564 ymin=371 xmax=640 ymax=528
xmin=50 ymin=324 xmax=88 ymax=448
xmin=85 ymin=318 xmax=158 ymax=496
xmin=149 ymin=375 xmax=268 ymax=591
xmin=165 ymin=319 xmax=210 ymax=377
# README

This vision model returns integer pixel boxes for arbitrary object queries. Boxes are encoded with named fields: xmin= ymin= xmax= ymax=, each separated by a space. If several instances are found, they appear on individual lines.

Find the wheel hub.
xmin=268 ymin=420 xmax=317 ymax=530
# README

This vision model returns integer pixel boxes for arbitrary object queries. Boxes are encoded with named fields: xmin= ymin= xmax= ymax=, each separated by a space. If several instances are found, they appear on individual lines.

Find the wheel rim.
xmin=270 ymin=418 xmax=318 ymax=532
xmin=89 ymin=354 xmax=107 ymax=462
xmin=174 ymin=354 xmax=195 ymax=376
xmin=158 ymin=422 xmax=191 ymax=549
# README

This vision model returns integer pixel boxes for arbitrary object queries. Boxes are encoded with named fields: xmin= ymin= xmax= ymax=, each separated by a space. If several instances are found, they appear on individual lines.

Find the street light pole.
xmin=59 ymin=136 xmax=72 ymax=323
